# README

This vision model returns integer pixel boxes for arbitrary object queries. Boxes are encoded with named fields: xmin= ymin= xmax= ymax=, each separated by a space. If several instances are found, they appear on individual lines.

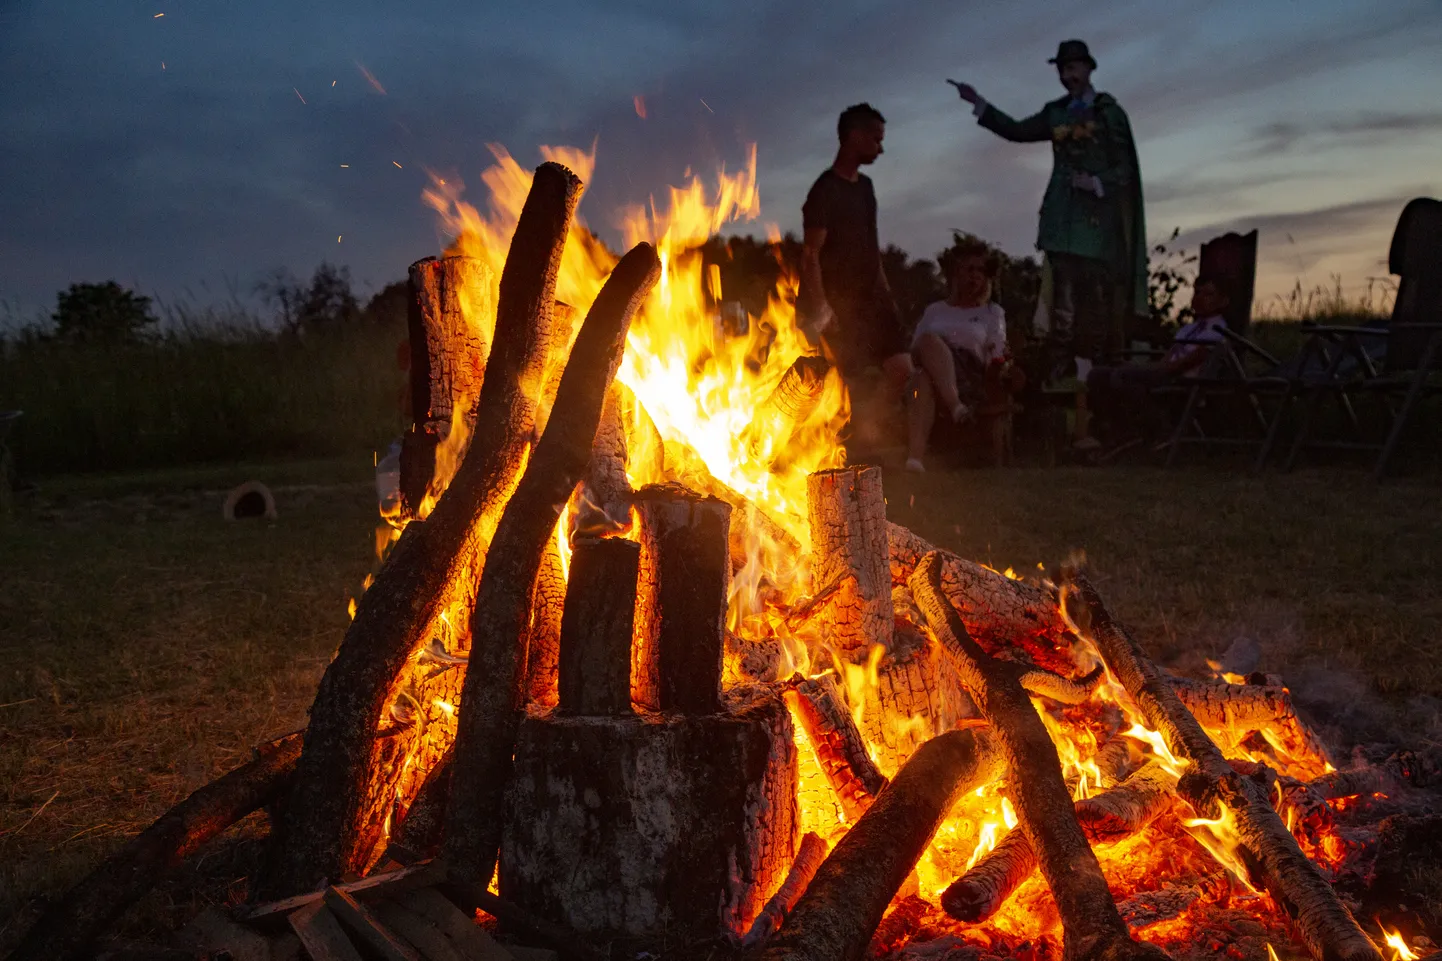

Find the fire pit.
xmin=11 ymin=156 xmax=1440 ymax=961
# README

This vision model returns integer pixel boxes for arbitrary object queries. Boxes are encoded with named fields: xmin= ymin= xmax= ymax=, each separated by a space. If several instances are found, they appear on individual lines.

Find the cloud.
xmin=1245 ymin=112 xmax=1442 ymax=157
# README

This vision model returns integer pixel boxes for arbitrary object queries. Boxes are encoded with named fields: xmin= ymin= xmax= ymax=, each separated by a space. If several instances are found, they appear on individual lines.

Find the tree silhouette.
xmin=52 ymin=281 xmax=157 ymax=343
xmin=257 ymin=263 xmax=361 ymax=335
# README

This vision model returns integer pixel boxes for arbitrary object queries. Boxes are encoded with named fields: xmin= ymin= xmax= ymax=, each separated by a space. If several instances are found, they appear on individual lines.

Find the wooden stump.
xmin=631 ymin=484 xmax=731 ymax=714
xmin=807 ymin=466 xmax=893 ymax=658
xmin=558 ymin=537 xmax=640 ymax=716
xmin=499 ymin=697 xmax=798 ymax=945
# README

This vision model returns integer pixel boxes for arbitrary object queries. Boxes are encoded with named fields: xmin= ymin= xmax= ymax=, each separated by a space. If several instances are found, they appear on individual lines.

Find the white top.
xmin=912 ymin=301 xmax=1007 ymax=364
xmin=1165 ymin=314 xmax=1228 ymax=375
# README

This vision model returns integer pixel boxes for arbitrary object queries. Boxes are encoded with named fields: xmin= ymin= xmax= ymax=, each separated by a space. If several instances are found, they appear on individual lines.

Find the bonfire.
xmin=11 ymin=150 xmax=1439 ymax=961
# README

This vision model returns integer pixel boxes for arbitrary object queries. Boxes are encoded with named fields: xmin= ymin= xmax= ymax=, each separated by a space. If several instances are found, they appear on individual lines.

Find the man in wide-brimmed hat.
xmin=949 ymin=40 xmax=1148 ymax=396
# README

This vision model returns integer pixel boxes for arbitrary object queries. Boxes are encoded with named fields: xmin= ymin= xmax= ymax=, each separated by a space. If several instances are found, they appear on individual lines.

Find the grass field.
xmin=2 ymin=454 xmax=1440 ymax=952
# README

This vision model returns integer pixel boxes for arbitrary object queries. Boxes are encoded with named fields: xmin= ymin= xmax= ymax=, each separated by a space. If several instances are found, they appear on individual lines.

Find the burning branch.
xmin=911 ymin=552 xmax=1171 ymax=961
xmin=443 ymin=241 xmax=662 ymax=885
xmin=259 ymin=162 xmax=583 ymax=899
xmin=755 ymin=728 xmax=1003 ymax=961
xmin=783 ymin=673 xmax=888 ymax=822
xmin=1064 ymin=574 xmax=1384 ymax=961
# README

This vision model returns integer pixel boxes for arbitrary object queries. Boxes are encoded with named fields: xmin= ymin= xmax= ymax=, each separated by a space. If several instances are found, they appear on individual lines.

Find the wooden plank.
xmin=397 ymin=888 xmax=515 ymax=961
xmin=325 ymin=886 xmax=422 ymax=961
xmin=286 ymin=902 xmax=363 ymax=961
xmin=240 ymin=860 xmax=446 ymax=925
xmin=371 ymin=899 xmax=464 ymax=961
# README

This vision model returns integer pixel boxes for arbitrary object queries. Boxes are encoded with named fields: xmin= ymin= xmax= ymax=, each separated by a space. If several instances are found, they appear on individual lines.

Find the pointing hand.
xmin=946 ymin=79 xmax=979 ymax=104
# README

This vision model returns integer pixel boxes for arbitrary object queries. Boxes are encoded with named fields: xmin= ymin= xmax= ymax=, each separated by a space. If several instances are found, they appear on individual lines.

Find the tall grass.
xmin=1249 ymin=275 xmax=1394 ymax=360
xmin=0 ymin=300 xmax=406 ymax=475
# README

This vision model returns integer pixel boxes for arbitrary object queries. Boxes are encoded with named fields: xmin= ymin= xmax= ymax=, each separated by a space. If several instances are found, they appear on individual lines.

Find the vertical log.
xmin=524 ymin=531 xmax=567 ymax=710
xmin=807 ymin=466 xmax=894 ymax=658
xmin=443 ymin=242 xmax=661 ymax=886
xmin=401 ymin=255 xmax=494 ymax=515
xmin=258 ymin=163 xmax=581 ymax=900
xmin=910 ymin=553 xmax=1170 ymax=961
xmin=631 ymin=484 xmax=731 ymax=714
xmin=558 ymin=537 xmax=640 ymax=716
xmin=1064 ymin=574 xmax=1383 ymax=961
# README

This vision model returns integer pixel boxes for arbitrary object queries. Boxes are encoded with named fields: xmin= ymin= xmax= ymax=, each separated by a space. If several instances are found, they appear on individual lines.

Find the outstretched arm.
xmin=948 ymin=79 xmax=1051 ymax=142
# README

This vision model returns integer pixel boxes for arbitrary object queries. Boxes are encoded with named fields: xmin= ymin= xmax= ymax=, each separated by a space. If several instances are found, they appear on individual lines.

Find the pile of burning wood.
xmin=11 ymin=163 xmax=1440 ymax=961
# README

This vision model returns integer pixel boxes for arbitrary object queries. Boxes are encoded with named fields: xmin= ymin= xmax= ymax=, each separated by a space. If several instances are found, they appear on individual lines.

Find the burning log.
xmin=740 ymin=831 xmax=830 ymax=948
xmin=630 ymin=483 xmax=731 ymax=713
xmin=1064 ymin=574 xmax=1384 ymax=961
xmin=1116 ymin=873 xmax=1231 ymax=930
xmin=391 ymin=747 xmax=452 ymax=860
xmin=754 ymin=727 xmax=1003 ymax=961
xmin=807 ymin=466 xmax=894 ymax=657
xmin=1278 ymin=748 xmax=1442 ymax=839
xmin=887 ymin=524 xmax=1073 ymax=673
xmin=558 ymin=536 xmax=641 ymax=715
xmin=661 ymin=438 xmax=801 ymax=569
xmin=783 ymin=673 xmax=887 ymax=821
xmin=940 ymin=760 xmax=1179 ymax=923
xmin=1019 ymin=665 xmax=1105 ymax=705
xmin=498 ymin=695 xmax=798 ymax=945
xmin=577 ymin=383 xmax=636 ymax=530
xmin=910 ymin=553 xmax=1170 ymax=961
xmin=740 ymin=354 xmax=832 ymax=465
xmin=260 ymin=162 xmax=582 ymax=898
xmin=400 ymin=255 xmax=493 ymax=515
xmin=443 ymin=241 xmax=661 ymax=886
xmin=524 ymin=533 xmax=567 ymax=709
xmin=9 ymin=733 xmax=304 ymax=961
xmin=855 ymin=625 xmax=974 ymax=775
xmin=1168 ymin=676 xmax=1334 ymax=775
xmin=533 ymin=301 xmax=579 ymax=440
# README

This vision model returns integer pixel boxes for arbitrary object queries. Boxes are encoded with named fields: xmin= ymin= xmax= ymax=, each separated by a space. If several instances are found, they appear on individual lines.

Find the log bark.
xmin=391 ymin=747 xmax=452 ymax=860
xmin=661 ymin=438 xmax=801 ymax=571
xmin=807 ymin=466 xmax=894 ymax=658
xmin=630 ymin=483 xmax=731 ymax=714
xmin=1064 ymin=574 xmax=1383 ymax=961
xmin=740 ymin=832 xmax=830 ymax=948
xmin=260 ymin=162 xmax=582 ymax=899
xmin=941 ymin=760 xmax=1178 ymax=923
xmin=499 ymin=699 xmax=797 ymax=946
xmin=558 ymin=536 xmax=640 ymax=715
xmin=753 ymin=728 xmax=1003 ymax=961
xmin=401 ymin=256 xmax=494 ymax=516
xmin=911 ymin=553 xmax=1170 ymax=961
xmin=533 ymin=301 xmax=578 ymax=441
xmin=524 ymin=530 xmax=567 ymax=709
xmin=9 ymin=734 xmax=303 ymax=961
xmin=1168 ymin=676 xmax=1334 ymax=776
xmin=783 ymin=674 xmax=886 ymax=821
xmin=853 ymin=625 xmax=974 ymax=776
xmin=887 ymin=524 xmax=1074 ymax=673
xmin=442 ymin=242 xmax=660 ymax=886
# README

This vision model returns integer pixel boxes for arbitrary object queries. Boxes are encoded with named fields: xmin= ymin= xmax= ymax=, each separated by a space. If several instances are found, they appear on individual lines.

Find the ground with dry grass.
xmin=1 ymin=455 xmax=1439 ymax=952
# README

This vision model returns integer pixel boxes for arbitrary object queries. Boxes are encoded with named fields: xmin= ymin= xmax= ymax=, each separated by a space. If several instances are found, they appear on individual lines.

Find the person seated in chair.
xmin=905 ymin=239 xmax=1019 ymax=472
xmin=1080 ymin=273 xmax=1230 ymax=454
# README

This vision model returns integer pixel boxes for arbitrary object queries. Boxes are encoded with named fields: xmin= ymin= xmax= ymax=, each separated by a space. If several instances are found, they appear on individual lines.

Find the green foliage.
xmin=52 ymin=281 xmax=158 ymax=343
xmin=257 ymin=262 xmax=363 ymax=336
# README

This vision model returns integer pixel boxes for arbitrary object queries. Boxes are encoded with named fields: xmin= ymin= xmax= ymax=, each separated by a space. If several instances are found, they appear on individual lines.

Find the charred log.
xmin=391 ymin=747 xmax=452 ymax=860
xmin=783 ymin=674 xmax=886 ymax=821
xmin=630 ymin=483 xmax=731 ymax=714
xmin=524 ymin=532 xmax=568 ymax=710
xmin=941 ymin=760 xmax=1179 ymax=923
xmin=887 ymin=524 xmax=1073 ymax=673
xmin=1064 ymin=574 xmax=1383 ymax=961
xmin=443 ymin=242 xmax=661 ymax=885
xmin=753 ymin=728 xmax=1003 ymax=961
xmin=9 ymin=734 xmax=303 ymax=961
xmin=260 ymin=163 xmax=582 ymax=898
xmin=740 ymin=832 xmax=830 ymax=949
xmin=740 ymin=355 xmax=832 ymax=466
xmin=807 ymin=466 xmax=893 ymax=658
xmin=558 ymin=536 xmax=641 ymax=716
xmin=1168 ymin=676 xmax=1334 ymax=775
xmin=911 ymin=553 xmax=1169 ymax=961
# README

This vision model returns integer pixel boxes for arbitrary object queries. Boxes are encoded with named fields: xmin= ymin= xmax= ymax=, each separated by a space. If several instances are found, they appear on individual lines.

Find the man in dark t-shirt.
xmin=799 ymin=103 xmax=913 ymax=442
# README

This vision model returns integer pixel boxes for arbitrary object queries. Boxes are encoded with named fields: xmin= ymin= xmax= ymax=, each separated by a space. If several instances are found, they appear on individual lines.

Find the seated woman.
xmin=905 ymin=239 xmax=1012 ymax=472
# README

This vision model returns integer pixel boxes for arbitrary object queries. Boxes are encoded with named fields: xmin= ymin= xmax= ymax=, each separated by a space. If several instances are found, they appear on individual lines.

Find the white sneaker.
xmin=905 ymin=457 xmax=926 ymax=473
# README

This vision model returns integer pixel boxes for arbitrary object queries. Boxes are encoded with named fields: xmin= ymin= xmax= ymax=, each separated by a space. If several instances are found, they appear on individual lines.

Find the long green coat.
xmin=979 ymin=92 xmax=1148 ymax=320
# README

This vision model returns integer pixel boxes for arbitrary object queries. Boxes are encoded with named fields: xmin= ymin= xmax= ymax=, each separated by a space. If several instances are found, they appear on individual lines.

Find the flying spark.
xmin=699 ymin=98 xmax=714 ymax=113
xmin=633 ymin=94 xmax=647 ymax=119
xmin=161 ymin=61 xmax=165 ymax=70
xmin=337 ymin=235 xmax=342 ymax=243
xmin=153 ymin=12 xmax=164 ymax=17
xmin=331 ymin=80 xmax=337 ymax=87
xmin=294 ymin=88 xmax=307 ymax=104
xmin=356 ymin=61 xmax=387 ymax=95
xmin=392 ymin=161 xmax=403 ymax=169
xmin=340 ymin=164 xmax=349 ymax=168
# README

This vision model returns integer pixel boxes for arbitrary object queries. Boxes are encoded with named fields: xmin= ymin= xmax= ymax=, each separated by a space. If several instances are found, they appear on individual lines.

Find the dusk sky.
xmin=2 ymin=0 xmax=1439 ymax=320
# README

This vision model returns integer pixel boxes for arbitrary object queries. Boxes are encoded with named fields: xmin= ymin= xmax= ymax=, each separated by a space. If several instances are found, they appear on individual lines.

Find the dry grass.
xmin=2 ymin=455 xmax=1440 ymax=952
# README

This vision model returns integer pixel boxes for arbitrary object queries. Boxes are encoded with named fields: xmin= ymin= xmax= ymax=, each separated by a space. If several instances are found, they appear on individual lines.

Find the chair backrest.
xmin=1385 ymin=197 xmax=1442 ymax=373
xmin=1199 ymin=230 xmax=1259 ymax=336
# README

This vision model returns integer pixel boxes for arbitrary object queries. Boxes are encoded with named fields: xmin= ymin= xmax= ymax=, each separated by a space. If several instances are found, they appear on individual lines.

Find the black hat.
xmin=1048 ymin=39 xmax=1096 ymax=69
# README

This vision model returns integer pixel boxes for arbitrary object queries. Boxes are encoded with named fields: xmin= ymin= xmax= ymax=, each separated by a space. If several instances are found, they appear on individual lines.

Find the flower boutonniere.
xmin=1052 ymin=120 xmax=1098 ymax=142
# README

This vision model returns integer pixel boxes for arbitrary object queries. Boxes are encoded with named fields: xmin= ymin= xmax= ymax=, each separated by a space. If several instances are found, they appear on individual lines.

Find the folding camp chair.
xmin=1280 ymin=197 xmax=1442 ymax=479
xmin=1154 ymin=328 xmax=1291 ymax=469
